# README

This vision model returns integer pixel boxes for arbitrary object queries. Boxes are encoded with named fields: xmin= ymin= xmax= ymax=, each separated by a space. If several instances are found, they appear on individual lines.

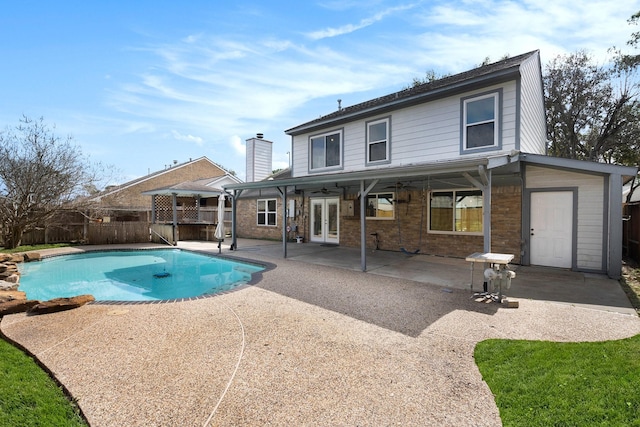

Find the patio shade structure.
xmin=142 ymin=181 xmax=226 ymax=244
xmin=215 ymin=194 xmax=225 ymax=253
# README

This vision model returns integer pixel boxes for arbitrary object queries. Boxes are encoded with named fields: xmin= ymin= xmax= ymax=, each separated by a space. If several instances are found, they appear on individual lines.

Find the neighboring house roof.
xmin=142 ymin=174 xmax=242 ymax=198
xmin=92 ymin=156 xmax=232 ymax=202
xmin=141 ymin=181 xmax=225 ymax=198
xmin=266 ymin=168 xmax=292 ymax=180
xmin=286 ymin=50 xmax=540 ymax=136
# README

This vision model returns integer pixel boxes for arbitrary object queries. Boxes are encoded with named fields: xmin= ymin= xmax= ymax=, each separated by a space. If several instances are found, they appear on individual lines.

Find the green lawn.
xmin=0 ymin=243 xmax=70 ymax=254
xmin=0 ymin=338 xmax=88 ymax=427
xmin=475 ymin=334 xmax=640 ymax=427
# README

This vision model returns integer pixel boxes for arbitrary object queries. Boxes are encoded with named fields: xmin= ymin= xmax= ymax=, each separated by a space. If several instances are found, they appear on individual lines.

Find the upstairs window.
xmin=310 ymin=131 xmax=341 ymax=170
xmin=366 ymin=192 xmax=394 ymax=219
xmin=366 ymin=117 xmax=390 ymax=164
xmin=462 ymin=93 xmax=499 ymax=151
xmin=257 ymin=199 xmax=277 ymax=226
xmin=429 ymin=189 xmax=482 ymax=234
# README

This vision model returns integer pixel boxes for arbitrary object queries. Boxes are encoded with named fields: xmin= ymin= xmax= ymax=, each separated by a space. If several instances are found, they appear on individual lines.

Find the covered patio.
xmin=142 ymin=182 xmax=231 ymax=244
xmin=224 ymin=152 xmax=633 ymax=278
xmin=224 ymin=154 xmax=517 ymax=271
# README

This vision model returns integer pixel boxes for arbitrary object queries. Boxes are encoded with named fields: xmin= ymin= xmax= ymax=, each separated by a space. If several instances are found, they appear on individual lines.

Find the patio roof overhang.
xmin=223 ymin=153 xmax=519 ymax=194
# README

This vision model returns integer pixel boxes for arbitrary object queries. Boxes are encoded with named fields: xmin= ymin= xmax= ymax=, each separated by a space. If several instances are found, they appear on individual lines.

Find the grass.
xmin=475 ymin=336 xmax=640 ymax=426
xmin=1 ymin=241 xmax=84 ymax=425
xmin=475 ymin=261 xmax=640 ymax=427
xmin=1 ymin=243 xmax=71 ymax=254
xmin=0 ymin=338 xmax=88 ymax=427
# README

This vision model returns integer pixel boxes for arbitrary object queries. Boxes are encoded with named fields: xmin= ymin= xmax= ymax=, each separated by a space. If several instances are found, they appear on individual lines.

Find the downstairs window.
xmin=429 ymin=189 xmax=482 ymax=234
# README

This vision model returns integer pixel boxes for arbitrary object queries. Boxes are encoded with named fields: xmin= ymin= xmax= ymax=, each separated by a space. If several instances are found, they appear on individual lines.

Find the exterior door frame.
xmin=310 ymin=197 xmax=340 ymax=244
xmin=523 ymin=187 xmax=578 ymax=269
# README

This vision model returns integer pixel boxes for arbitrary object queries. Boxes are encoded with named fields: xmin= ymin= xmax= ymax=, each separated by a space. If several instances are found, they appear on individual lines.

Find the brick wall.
xmin=237 ymin=185 xmax=522 ymax=262
xmin=490 ymin=185 xmax=522 ymax=263
xmin=236 ymin=196 xmax=306 ymax=241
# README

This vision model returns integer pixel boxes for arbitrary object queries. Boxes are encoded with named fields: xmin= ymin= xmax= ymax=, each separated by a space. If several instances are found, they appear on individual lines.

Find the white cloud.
xmin=306 ymin=3 xmax=417 ymax=40
xmin=230 ymin=135 xmax=245 ymax=156
xmin=171 ymin=130 xmax=204 ymax=145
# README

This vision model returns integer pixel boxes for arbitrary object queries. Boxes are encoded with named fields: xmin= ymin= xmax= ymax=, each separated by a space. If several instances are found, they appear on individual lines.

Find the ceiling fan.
xmin=311 ymin=186 xmax=337 ymax=194
xmin=384 ymin=181 xmax=416 ymax=190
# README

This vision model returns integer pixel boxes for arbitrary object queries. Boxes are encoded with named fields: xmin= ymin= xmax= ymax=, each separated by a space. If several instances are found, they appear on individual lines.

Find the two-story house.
xmin=225 ymin=50 xmax=637 ymax=278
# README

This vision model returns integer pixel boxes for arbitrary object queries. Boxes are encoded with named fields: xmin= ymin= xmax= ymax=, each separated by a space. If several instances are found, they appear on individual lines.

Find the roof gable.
xmin=94 ymin=156 xmax=228 ymax=200
xmin=286 ymin=50 xmax=540 ymax=136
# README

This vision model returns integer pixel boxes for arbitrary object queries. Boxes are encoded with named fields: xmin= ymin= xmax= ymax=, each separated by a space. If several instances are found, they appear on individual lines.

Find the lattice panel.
xmin=179 ymin=197 xmax=198 ymax=222
xmin=155 ymin=195 xmax=173 ymax=222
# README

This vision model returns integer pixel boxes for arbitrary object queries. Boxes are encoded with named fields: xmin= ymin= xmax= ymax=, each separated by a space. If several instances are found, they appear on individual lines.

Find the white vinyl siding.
xmin=291 ymin=82 xmax=518 ymax=177
xmin=526 ymin=165 xmax=605 ymax=270
xmin=519 ymin=53 xmax=547 ymax=154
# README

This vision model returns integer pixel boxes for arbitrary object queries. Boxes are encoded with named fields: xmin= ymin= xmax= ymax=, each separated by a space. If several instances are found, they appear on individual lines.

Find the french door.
xmin=310 ymin=198 xmax=339 ymax=244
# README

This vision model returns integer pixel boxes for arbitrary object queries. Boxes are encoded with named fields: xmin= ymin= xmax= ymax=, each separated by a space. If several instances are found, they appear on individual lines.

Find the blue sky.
xmin=1 ymin=1 xmax=638 ymax=185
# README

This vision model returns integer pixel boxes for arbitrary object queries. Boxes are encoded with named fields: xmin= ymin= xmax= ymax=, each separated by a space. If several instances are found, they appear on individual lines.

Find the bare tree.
xmin=0 ymin=116 xmax=106 ymax=248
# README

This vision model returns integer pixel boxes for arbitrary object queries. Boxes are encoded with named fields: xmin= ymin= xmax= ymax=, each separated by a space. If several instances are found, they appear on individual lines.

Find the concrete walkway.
xmin=2 ymin=241 xmax=639 ymax=426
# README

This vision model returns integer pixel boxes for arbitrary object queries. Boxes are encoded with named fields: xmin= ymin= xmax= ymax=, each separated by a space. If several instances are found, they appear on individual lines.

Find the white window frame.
xmin=366 ymin=192 xmax=395 ymax=220
xmin=257 ymin=198 xmax=277 ymax=226
xmin=309 ymin=129 xmax=343 ymax=171
xmin=428 ymin=189 xmax=483 ymax=235
xmin=462 ymin=92 xmax=500 ymax=152
xmin=366 ymin=117 xmax=390 ymax=165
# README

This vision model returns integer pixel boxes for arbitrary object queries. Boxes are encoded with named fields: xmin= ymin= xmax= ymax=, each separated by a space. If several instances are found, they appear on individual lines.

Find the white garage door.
xmin=530 ymin=191 xmax=573 ymax=268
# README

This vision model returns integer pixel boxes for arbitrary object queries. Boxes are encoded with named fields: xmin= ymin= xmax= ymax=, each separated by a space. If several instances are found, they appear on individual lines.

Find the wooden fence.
xmin=624 ymin=203 xmax=640 ymax=264
xmin=21 ymin=222 xmax=152 ymax=246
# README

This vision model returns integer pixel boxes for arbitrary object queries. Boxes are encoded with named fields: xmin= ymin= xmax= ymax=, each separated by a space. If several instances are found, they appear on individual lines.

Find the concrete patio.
xmin=1 ymin=240 xmax=639 ymax=426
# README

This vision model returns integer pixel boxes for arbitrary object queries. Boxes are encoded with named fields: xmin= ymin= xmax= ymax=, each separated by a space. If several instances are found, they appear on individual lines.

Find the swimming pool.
xmin=17 ymin=249 xmax=265 ymax=302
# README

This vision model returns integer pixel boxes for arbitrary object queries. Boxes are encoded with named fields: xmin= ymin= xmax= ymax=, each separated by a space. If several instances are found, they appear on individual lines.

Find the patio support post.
xmin=359 ymin=179 xmax=379 ymax=272
xmin=196 ymin=194 xmax=201 ymax=222
xmin=277 ymin=186 xmax=288 ymax=259
xmin=172 ymin=193 xmax=178 ymax=244
xmin=360 ymin=180 xmax=366 ymax=272
xmin=230 ymin=189 xmax=242 ymax=251
xmin=464 ymin=167 xmax=492 ymax=253
xmin=483 ymin=169 xmax=492 ymax=253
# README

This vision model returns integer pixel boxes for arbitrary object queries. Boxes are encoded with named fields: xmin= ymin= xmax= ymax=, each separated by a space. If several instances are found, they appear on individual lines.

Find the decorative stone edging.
xmin=0 ymin=252 xmax=93 ymax=316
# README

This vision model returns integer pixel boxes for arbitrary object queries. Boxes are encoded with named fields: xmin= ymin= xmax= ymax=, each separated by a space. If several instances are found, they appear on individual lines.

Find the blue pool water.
xmin=17 ymin=249 xmax=264 ymax=302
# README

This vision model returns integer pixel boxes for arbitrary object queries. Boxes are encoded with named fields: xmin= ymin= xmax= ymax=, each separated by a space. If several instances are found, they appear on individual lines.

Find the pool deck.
xmin=2 ymin=240 xmax=639 ymax=426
